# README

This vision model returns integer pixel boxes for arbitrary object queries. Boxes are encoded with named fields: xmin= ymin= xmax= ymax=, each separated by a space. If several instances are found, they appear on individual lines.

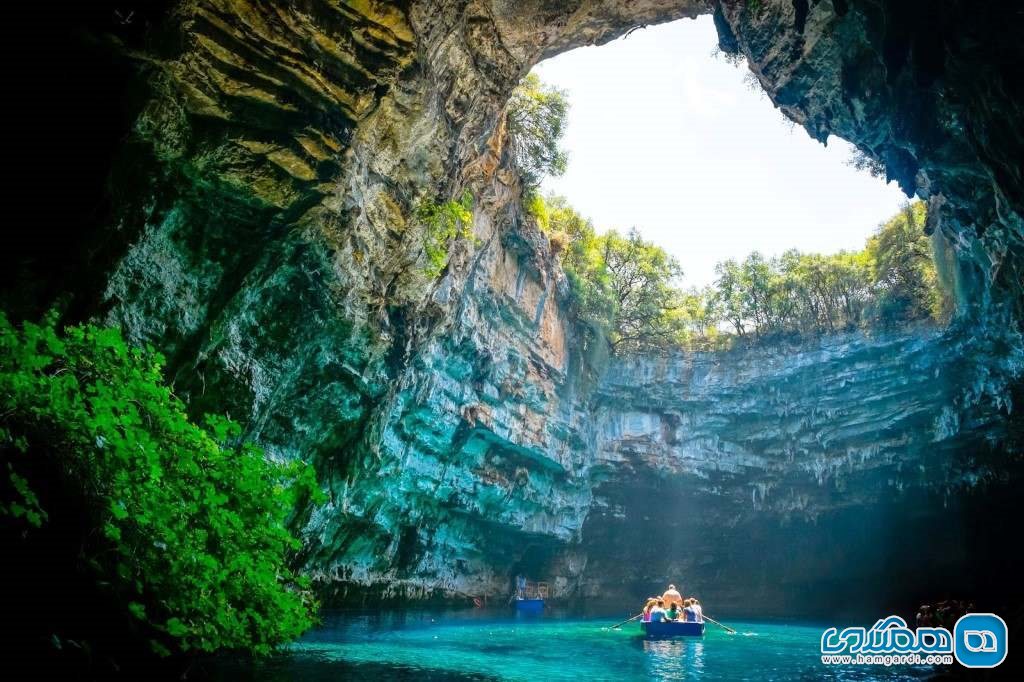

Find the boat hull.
xmin=514 ymin=598 xmax=545 ymax=614
xmin=642 ymin=620 xmax=705 ymax=637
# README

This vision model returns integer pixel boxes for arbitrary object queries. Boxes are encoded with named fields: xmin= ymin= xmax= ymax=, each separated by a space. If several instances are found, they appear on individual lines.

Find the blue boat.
xmin=514 ymin=597 xmax=545 ymax=614
xmin=641 ymin=620 xmax=705 ymax=638
xmin=511 ymin=577 xmax=547 ymax=614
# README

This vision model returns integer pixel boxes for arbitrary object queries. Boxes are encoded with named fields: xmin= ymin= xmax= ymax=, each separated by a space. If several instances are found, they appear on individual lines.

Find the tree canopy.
xmin=506 ymin=73 xmax=569 ymax=189
xmin=530 ymin=194 xmax=951 ymax=355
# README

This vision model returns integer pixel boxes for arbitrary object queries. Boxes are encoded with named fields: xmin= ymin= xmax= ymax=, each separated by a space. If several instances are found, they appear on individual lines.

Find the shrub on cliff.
xmin=507 ymin=73 xmax=569 ymax=189
xmin=0 ymin=313 xmax=320 ymax=668
xmin=416 ymin=190 xmax=474 ymax=278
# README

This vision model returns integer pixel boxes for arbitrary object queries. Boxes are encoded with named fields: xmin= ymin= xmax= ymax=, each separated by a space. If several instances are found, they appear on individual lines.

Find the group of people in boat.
xmin=642 ymin=584 xmax=704 ymax=623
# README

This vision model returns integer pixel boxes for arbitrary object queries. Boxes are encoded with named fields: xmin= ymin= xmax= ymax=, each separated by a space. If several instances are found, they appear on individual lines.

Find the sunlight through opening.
xmin=532 ymin=16 xmax=908 ymax=287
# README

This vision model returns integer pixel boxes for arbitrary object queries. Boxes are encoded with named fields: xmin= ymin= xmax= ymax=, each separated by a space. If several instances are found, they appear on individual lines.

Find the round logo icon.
xmin=954 ymin=613 xmax=1008 ymax=668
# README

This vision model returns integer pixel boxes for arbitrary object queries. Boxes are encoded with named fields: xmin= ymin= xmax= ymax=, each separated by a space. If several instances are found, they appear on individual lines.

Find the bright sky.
xmin=533 ymin=16 xmax=909 ymax=287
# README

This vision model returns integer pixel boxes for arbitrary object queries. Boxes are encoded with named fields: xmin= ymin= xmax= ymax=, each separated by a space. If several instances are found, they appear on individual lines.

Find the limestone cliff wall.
xmin=583 ymin=326 xmax=1023 ymax=613
xmin=596 ymin=328 xmax=1021 ymax=514
xmin=5 ymin=0 xmax=1024 ymax=612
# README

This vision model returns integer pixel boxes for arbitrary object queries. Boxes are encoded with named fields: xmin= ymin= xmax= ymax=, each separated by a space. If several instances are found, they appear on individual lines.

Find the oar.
xmin=703 ymin=614 xmax=736 ymax=634
xmin=609 ymin=613 xmax=644 ymax=630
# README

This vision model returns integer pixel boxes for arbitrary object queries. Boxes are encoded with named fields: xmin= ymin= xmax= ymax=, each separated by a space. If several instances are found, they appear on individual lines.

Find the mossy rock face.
xmin=4 ymin=0 xmax=1024 ymax=612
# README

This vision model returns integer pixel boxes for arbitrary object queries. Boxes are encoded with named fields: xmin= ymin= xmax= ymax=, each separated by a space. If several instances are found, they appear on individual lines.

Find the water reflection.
xmin=642 ymin=639 xmax=705 ymax=679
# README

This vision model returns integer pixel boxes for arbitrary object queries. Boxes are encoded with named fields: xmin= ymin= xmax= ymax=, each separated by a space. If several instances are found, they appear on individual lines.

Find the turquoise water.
xmin=224 ymin=609 xmax=939 ymax=681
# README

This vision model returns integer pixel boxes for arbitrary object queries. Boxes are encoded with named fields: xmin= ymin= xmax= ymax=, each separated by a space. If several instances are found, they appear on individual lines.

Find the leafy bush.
xmin=0 ymin=313 xmax=320 ymax=660
xmin=417 ymin=190 xmax=474 ymax=278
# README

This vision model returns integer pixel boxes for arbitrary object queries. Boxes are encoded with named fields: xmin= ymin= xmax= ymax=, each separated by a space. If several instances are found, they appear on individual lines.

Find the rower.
xmin=662 ymin=584 xmax=683 ymax=608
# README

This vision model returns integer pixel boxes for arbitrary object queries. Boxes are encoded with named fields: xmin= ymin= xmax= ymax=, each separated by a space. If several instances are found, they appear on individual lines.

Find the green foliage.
xmin=867 ymin=201 xmax=950 ymax=323
xmin=536 ymin=194 xmax=593 ymax=244
xmin=508 ymin=72 xmax=948 ymax=353
xmin=416 ymin=190 xmax=474 ymax=278
xmin=525 ymin=191 xmax=551 ymax=232
xmin=506 ymin=73 xmax=569 ymax=189
xmin=677 ymin=286 xmax=728 ymax=351
xmin=530 ymin=193 xmax=950 ymax=354
xmin=530 ymin=195 xmax=686 ymax=354
xmin=0 ymin=313 xmax=321 ymax=657
xmin=555 ymin=205 xmax=615 ymax=347
xmin=712 ymin=248 xmax=874 ymax=337
xmin=600 ymin=229 xmax=685 ymax=352
xmin=701 ymin=201 xmax=949 ymax=340
xmin=846 ymin=147 xmax=888 ymax=180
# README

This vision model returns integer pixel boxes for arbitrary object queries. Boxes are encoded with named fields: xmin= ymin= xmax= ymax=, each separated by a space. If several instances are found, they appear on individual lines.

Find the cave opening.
xmin=530 ymin=16 xmax=909 ymax=292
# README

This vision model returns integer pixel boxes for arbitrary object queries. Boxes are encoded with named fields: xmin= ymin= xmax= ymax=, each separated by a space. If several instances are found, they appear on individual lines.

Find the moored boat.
xmin=511 ymin=576 xmax=548 ymax=614
xmin=514 ymin=597 xmax=545 ymax=614
xmin=641 ymin=620 xmax=705 ymax=638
